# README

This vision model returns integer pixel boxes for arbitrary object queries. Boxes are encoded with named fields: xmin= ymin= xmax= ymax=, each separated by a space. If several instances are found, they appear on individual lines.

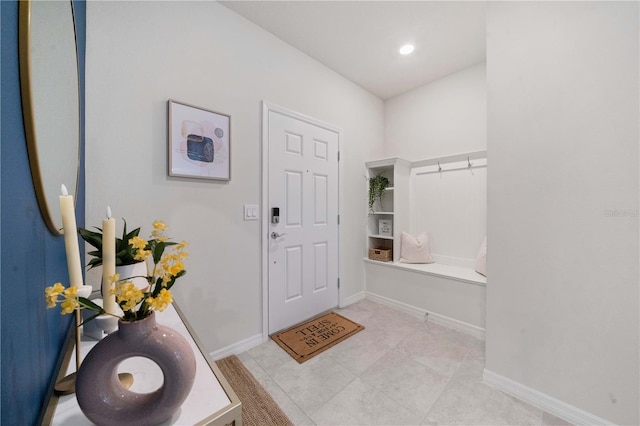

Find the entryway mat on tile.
xmin=216 ymin=355 xmax=293 ymax=426
xmin=271 ymin=312 xmax=364 ymax=363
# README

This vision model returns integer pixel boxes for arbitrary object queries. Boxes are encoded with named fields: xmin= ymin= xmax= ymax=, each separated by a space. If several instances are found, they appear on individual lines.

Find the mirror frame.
xmin=18 ymin=0 xmax=81 ymax=235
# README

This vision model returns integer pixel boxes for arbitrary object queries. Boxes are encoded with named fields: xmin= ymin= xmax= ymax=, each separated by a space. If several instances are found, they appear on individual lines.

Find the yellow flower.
xmin=60 ymin=298 xmax=78 ymax=315
xmin=153 ymin=221 xmax=167 ymax=231
xmin=109 ymin=273 xmax=120 ymax=284
xmin=59 ymin=286 xmax=79 ymax=314
xmin=134 ymin=249 xmax=151 ymax=261
xmin=176 ymin=241 xmax=189 ymax=250
xmin=147 ymin=289 xmax=173 ymax=312
xmin=114 ymin=282 xmax=144 ymax=312
xmin=170 ymin=262 xmax=185 ymax=276
xmin=129 ymin=236 xmax=148 ymax=250
xmin=44 ymin=282 xmax=65 ymax=308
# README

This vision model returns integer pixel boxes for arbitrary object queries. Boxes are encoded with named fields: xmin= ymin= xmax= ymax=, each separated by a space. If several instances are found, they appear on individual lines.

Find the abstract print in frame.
xmin=168 ymin=100 xmax=230 ymax=180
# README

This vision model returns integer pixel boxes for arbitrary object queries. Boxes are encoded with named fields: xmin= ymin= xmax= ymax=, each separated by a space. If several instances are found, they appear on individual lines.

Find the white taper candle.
xmin=59 ymin=184 xmax=83 ymax=288
xmin=102 ymin=206 xmax=117 ymax=314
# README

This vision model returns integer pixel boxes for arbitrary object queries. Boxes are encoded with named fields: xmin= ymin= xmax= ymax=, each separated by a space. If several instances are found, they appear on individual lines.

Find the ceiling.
xmin=220 ymin=1 xmax=487 ymax=100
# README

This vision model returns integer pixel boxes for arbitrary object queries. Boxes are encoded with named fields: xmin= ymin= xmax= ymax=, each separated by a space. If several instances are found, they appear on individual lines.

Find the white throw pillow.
xmin=475 ymin=236 xmax=487 ymax=277
xmin=400 ymin=232 xmax=434 ymax=264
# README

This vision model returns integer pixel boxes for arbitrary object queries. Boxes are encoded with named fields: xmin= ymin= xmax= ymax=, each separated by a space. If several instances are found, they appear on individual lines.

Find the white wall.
xmin=85 ymin=1 xmax=384 ymax=352
xmin=411 ymin=159 xmax=487 ymax=264
xmin=384 ymin=62 xmax=486 ymax=160
xmin=486 ymin=2 xmax=639 ymax=424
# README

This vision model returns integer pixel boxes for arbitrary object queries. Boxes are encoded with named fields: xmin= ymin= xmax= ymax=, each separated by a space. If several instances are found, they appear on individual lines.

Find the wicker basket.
xmin=368 ymin=247 xmax=392 ymax=262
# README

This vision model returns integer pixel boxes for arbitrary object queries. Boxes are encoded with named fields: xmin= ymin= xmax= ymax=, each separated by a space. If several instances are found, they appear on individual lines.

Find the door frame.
xmin=261 ymin=101 xmax=342 ymax=342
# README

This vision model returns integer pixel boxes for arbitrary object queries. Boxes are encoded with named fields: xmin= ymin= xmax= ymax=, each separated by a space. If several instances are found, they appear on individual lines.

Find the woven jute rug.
xmin=271 ymin=312 xmax=365 ymax=363
xmin=215 ymin=355 xmax=293 ymax=426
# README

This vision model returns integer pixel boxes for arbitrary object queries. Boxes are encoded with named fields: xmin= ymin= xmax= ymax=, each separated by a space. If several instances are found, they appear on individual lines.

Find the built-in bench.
xmin=365 ymin=258 xmax=486 ymax=286
xmin=363 ymin=258 xmax=486 ymax=339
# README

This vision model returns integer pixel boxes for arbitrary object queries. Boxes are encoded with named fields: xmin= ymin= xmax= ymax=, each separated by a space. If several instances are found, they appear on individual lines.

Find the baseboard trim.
xmin=209 ymin=333 xmax=264 ymax=361
xmin=340 ymin=291 xmax=366 ymax=308
xmin=365 ymin=291 xmax=485 ymax=340
xmin=483 ymin=369 xmax=612 ymax=426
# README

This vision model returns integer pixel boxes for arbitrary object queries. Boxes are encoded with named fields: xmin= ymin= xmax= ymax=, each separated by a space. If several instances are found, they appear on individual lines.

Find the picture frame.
xmin=168 ymin=99 xmax=231 ymax=180
xmin=379 ymin=219 xmax=392 ymax=236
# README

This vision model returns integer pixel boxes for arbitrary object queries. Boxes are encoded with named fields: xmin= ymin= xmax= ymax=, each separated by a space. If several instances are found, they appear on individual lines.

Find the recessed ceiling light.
xmin=399 ymin=44 xmax=415 ymax=55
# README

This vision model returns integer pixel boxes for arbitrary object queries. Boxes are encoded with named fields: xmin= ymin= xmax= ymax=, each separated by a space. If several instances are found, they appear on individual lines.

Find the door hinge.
xmin=337 ymin=278 xmax=340 ymax=288
xmin=337 ymin=151 xmax=340 ymax=162
xmin=337 ymin=214 xmax=340 ymax=225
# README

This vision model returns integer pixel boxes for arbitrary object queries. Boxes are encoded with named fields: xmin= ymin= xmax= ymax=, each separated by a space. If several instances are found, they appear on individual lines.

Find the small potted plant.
xmin=78 ymin=219 xmax=142 ymax=269
xmin=368 ymin=174 xmax=390 ymax=211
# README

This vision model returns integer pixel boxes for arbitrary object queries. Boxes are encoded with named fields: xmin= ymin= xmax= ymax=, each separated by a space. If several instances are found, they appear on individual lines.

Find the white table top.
xmin=46 ymin=303 xmax=236 ymax=425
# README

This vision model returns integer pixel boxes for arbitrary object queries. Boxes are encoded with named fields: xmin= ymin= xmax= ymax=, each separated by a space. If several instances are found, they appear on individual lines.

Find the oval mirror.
xmin=19 ymin=0 xmax=81 ymax=235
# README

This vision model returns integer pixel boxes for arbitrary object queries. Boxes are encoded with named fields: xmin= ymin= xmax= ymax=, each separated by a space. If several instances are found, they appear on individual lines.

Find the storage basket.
xmin=368 ymin=247 xmax=392 ymax=262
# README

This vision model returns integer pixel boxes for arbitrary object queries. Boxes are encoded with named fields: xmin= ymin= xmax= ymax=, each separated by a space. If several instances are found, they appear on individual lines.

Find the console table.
xmin=41 ymin=303 xmax=242 ymax=425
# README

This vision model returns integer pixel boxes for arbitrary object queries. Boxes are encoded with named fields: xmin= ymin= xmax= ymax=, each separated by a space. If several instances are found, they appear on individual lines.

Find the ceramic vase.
xmin=75 ymin=312 xmax=196 ymax=426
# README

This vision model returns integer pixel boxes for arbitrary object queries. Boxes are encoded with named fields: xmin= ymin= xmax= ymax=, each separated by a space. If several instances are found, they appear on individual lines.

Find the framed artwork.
xmin=168 ymin=100 xmax=230 ymax=180
xmin=378 ymin=219 xmax=392 ymax=236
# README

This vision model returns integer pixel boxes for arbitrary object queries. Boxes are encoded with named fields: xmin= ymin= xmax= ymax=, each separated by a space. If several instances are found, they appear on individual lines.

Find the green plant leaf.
xmin=152 ymin=277 xmax=164 ymax=296
xmin=78 ymin=227 xmax=103 ymax=250
xmin=87 ymin=258 xmax=103 ymax=269
xmin=152 ymin=241 xmax=165 ymax=264
xmin=165 ymin=270 xmax=186 ymax=291
xmin=78 ymin=311 xmax=102 ymax=327
xmin=368 ymin=174 xmax=390 ymax=210
xmin=79 ymin=297 xmax=103 ymax=312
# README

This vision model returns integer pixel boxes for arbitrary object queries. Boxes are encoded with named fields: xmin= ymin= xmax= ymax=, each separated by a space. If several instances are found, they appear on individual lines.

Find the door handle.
xmin=271 ymin=232 xmax=287 ymax=239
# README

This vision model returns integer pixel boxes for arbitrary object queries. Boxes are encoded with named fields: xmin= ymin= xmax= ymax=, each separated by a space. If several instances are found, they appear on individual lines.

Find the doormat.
xmin=271 ymin=312 xmax=364 ymax=363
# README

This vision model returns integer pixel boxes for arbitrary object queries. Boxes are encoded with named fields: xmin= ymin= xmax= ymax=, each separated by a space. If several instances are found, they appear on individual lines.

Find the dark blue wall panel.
xmin=1 ymin=1 xmax=85 ymax=424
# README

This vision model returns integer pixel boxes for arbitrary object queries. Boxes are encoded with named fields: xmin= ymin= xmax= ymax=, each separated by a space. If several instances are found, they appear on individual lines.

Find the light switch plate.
xmin=243 ymin=204 xmax=259 ymax=221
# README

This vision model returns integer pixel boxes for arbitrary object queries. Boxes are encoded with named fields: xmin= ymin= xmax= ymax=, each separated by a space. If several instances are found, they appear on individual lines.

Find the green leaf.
xmin=78 ymin=228 xmax=103 ymax=251
xmin=78 ymin=312 xmax=102 ymax=327
xmin=165 ymin=270 xmax=186 ymax=291
xmin=152 ymin=241 xmax=165 ymax=264
xmin=87 ymin=258 xmax=102 ymax=269
xmin=152 ymin=277 xmax=164 ymax=296
xmin=79 ymin=297 xmax=103 ymax=312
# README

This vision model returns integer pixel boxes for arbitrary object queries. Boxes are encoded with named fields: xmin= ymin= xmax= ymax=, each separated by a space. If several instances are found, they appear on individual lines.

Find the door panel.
xmin=268 ymin=109 xmax=339 ymax=334
xmin=285 ymin=246 xmax=303 ymax=301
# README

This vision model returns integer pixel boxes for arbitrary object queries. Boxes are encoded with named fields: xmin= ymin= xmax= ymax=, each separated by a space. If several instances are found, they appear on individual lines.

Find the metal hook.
xmin=467 ymin=156 xmax=473 ymax=169
xmin=437 ymin=161 xmax=442 ymax=172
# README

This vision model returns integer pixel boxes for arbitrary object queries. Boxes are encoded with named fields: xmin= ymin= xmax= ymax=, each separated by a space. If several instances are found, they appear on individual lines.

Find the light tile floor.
xmin=237 ymin=299 xmax=573 ymax=426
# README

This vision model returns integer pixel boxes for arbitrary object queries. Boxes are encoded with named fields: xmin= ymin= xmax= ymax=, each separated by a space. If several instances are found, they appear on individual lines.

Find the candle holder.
xmin=54 ymin=286 xmax=133 ymax=395
xmin=85 ymin=296 xmax=123 ymax=339
xmin=94 ymin=314 xmax=118 ymax=334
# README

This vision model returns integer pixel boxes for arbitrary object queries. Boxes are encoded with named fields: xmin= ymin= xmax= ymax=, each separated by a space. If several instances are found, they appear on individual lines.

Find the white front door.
xmin=265 ymin=104 xmax=340 ymax=334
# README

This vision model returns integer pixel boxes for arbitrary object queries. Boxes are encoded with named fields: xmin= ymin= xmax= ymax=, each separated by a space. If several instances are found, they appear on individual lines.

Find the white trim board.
xmin=340 ymin=291 xmax=366 ymax=308
xmin=209 ymin=333 xmax=264 ymax=361
xmin=483 ymin=369 xmax=613 ymax=426
xmin=365 ymin=292 xmax=485 ymax=340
